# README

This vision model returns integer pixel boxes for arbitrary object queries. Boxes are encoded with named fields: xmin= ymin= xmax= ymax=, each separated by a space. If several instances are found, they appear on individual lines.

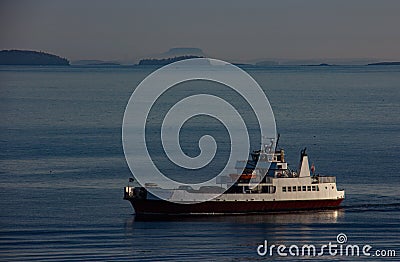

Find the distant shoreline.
xmin=1 ymin=49 xmax=400 ymax=67
xmin=0 ymin=50 xmax=69 ymax=66
xmin=367 ymin=61 xmax=400 ymax=66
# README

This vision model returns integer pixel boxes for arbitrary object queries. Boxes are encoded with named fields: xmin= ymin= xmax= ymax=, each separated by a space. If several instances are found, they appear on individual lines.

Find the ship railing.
xmin=312 ymin=176 xmax=336 ymax=184
xmin=264 ymin=176 xmax=273 ymax=183
xmin=218 ymin=175 xmax=273 ymax=184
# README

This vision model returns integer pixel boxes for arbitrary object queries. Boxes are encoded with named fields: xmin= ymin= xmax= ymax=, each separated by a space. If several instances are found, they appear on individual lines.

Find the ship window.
xmin=312 ymin=186 xmax=316 ymax=191
xmin=298 ymin=186 xmax=302 ymax=191
xmin=293 ymin=186 xmax=296 ymax=192
xmin=288 ymin=187 xmax=291 ymax=192
xmin=317 ymin=185 xmax=320 ymax=191
xmin=263 ymin=185 xmax=276 ymax=194
xmin=302 ymin=186 xmax=306 ymax=191
xmin=307 ymin=186 xmax=311 ymax=191
xmin=282 ymin=187 xmax=286 ymax=192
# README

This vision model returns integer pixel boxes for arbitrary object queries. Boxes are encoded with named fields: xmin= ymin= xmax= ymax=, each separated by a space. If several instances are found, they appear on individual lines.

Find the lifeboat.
xmin=229 ymin=173 xmax=256 ymax=180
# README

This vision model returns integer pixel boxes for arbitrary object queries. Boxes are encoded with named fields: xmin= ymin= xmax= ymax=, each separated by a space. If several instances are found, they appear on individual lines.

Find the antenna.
xmin=275 ymin=133 xmax=281 ymax=150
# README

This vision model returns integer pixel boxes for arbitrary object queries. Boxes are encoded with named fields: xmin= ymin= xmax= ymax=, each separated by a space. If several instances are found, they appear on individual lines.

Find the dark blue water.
xmin=1 ymin=65 xmax=399 ymax=261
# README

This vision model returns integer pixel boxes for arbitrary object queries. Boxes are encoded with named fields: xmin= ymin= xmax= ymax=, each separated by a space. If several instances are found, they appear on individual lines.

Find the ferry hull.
xmin=128 ymin=198 xmax=344 ymax=216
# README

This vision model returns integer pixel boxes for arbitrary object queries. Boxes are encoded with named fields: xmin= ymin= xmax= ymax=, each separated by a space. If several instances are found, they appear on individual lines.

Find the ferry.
xmin=124 ymin=136 xmax=345 ymax=216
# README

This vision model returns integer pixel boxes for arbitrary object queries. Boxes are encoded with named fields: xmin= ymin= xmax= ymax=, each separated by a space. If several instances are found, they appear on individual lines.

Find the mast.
xmin=275 ymin=133 xmax=281 ymax=150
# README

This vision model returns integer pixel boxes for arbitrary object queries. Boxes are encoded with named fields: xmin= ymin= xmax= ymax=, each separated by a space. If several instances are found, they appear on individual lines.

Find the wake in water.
xmin=342 ymin=202 xmax=400 ymax=213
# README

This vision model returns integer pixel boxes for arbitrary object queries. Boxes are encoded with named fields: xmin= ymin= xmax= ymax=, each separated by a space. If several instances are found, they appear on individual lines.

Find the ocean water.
xmin=0 ymin=65 xmax=399 ymax=261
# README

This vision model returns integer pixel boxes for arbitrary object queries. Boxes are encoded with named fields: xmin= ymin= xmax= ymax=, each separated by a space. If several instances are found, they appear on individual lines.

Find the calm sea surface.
xmin=0 ymin=65 xmax=399 ymax=261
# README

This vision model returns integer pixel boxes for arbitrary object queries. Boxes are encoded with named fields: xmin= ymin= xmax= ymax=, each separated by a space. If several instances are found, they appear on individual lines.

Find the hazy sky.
xmin=1 ymin=0 xmax=399 ymax=62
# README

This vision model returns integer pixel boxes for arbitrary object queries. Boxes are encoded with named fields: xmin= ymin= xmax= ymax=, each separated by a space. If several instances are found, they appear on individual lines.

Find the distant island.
xmin=255 ymin=61 xmax=279 ymax=66
xmin=71 ymin=59 xmax=121 ymax=66
xmin=305 ymin=63 xmax=333 ymax=67
xmin=0 ymin=50 xmax=69 ymax=65
xmin=138 ymin=55 xmax=202 ymax=66
xmin=367 ymin=61 xmax=400 ymax=66
xmin=158 ymin=48 xmax=206 ymax=58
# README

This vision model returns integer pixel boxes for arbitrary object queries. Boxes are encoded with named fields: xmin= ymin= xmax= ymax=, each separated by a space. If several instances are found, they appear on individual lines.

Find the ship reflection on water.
xmin=124 ymin=209 xmax=345 ymax=258
xmin=130 ymin=209 xmax=343 ymax=223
